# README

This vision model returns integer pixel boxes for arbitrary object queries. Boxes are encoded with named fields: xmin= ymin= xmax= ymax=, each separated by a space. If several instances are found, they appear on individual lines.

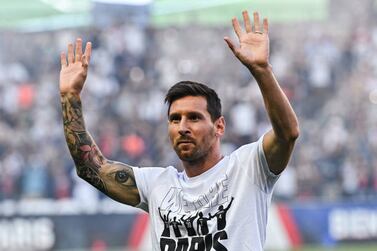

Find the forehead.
xmin=169 ymin=96 xmax=208 ymax=115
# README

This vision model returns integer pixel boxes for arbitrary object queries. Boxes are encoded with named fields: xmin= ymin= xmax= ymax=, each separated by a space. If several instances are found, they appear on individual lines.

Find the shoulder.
xmin=230 ymin=139 xmax=260 ymax=160
xmin=132 ymin=165 xmax=181 ymax=182
xmin=227 ymin=135 xmax=269 ymax=173
xmin=131 ymin=165 xmax=182 ymax=211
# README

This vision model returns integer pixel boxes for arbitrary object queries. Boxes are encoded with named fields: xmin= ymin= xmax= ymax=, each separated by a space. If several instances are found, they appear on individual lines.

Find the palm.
xmin=225 ymin=11 xmax=270 ymax=69
xmin=60 ymin=62 xmax=88 ymax=94
xmin=237 ymin=33 xmax=269 ymax=67
xmin=60 ymin=39 xmax=91 ymax=95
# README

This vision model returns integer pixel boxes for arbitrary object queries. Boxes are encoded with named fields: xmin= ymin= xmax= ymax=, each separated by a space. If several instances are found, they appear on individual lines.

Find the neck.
xmin=183 ymin=150 xmax=223 ymax=178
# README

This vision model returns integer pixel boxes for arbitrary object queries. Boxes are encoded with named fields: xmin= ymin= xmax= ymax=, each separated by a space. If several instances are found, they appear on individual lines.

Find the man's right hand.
xmin=60 ymin=38 xmax=92 ymax=95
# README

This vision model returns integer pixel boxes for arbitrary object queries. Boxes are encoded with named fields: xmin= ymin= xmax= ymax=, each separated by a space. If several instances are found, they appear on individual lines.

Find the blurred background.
xmin=0 ymin=0 xmax=377 ymax=250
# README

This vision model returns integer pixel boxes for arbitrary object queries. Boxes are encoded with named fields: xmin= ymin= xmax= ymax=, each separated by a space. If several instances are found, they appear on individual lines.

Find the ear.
xmin=214 ymin=116 xmax=226 ymax=137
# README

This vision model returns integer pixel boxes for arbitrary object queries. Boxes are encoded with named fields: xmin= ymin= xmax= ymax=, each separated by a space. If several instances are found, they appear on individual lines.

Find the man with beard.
xmin=60 ymin=10 xmax=299 ymax=251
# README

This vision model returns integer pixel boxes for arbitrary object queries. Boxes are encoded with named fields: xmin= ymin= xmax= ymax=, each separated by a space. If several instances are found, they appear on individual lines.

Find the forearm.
xmin=61 ymin=92 xmax=107 ymax=192
xmin=59 ymin=39 xmax=140 ymax=206
xmin=250 ymin=65 xmax=299 ymax=142
xmin=61 ymin=93 xmax=140 ymax=205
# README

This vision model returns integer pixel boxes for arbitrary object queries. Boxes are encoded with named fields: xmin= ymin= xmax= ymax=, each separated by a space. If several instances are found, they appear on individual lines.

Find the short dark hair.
xmin=165 ymin=81 xmax=222 ymax=121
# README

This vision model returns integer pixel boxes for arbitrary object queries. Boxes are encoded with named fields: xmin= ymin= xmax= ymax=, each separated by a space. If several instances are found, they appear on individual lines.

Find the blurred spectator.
xmin=0 ymin=0 xmax=376 ymax=203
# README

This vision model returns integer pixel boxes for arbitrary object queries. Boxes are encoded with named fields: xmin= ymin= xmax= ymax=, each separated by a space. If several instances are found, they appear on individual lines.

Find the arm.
xmin=167 ymin=210 xmax=172 ymax=219
xmin=193 ymin=212 xmax=199 ymax=219
xmin=224 ymin=11 xmax=299 ymax=175
xmin=226 ymin=197 xmax=234 ymax=210
xmin=60 ymin=38 xmax=140 ymax=206
xmin=159 ymin=207 xmax=164 ymax=219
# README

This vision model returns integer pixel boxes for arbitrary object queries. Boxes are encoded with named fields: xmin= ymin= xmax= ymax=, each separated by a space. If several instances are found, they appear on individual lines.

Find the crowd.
xmin=0 ymin=0 xmax=377 ymax=203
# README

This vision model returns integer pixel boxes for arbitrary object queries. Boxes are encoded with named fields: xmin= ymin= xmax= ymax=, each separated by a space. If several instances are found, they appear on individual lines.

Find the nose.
xmin=178 ymin=118 xmax=190 ymax=136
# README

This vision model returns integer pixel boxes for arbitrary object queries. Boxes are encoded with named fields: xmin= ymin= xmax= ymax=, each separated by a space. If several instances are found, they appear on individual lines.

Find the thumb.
xmin=224 ymin=37 xmax=238 ymax=56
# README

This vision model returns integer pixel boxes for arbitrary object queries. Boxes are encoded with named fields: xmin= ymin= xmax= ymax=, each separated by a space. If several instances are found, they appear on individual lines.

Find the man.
xmin=60 ymin=10 xmax=299 ymax=251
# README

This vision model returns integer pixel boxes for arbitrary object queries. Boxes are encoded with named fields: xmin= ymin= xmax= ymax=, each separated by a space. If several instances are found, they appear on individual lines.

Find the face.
xmin=168 ymin=96 xmax=224 ymax=163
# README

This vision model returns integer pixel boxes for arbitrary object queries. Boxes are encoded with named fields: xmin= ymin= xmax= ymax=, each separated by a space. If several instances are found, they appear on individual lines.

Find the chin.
xmin=175 ymin=150 xmax=193 ymax=161
xmin=177 ymin=153 xmax=194 ymax=161
xmin=177 ymin=151 xmax=206 ymax=163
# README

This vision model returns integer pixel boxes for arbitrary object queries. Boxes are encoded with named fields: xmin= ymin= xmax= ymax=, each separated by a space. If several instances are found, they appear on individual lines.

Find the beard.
xmin=173 ymin=132 xmax=216 ymax=164
xmin=175 ymin=143 xmax=205 ymax=163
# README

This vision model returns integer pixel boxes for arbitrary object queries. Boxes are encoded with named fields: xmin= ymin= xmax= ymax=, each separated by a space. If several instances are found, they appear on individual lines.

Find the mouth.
xmin=177 ymin=141 xmax=194 ymax=145
xmin=176 ymin=138 xmax=196 ymax=145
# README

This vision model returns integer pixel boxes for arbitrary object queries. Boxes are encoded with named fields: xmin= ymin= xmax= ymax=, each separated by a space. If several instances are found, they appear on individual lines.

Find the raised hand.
xmin=224 ymin=11 xmax=269 ymax=70
xmin=60 ymin=38 xmax=92 ymax=95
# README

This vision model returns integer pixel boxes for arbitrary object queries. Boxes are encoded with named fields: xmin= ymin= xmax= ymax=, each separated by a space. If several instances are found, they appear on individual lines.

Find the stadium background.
xmin=0 ymin=0 xmax=377 ymax=250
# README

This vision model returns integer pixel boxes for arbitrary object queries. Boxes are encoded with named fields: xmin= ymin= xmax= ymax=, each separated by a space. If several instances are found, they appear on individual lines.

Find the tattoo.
xmin=61 ymin=93 xmax=140 ymax=205
xmin=61 ymin=93 xmax=106 ymax=192
xmin=107 ymin=161 xmax=137 ymax=188
xmin=115 ymin=171 xmax=129 ymax=183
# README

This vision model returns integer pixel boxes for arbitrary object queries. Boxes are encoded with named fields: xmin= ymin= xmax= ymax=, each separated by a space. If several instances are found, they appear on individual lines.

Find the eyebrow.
xmin=169 ymin=111 xmax=204 ymax=119
xmin=187 ymin=111 xmax=204 ymax=118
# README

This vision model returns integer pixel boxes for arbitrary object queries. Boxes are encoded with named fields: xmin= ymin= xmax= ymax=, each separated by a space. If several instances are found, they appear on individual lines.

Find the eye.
xmin=106 ymin=163 xmax=137 ymax=188
xmin=169 ymin=114 xmax=181 ymax=123
xmin=189 ymin=114 xmax=201 ymax=121
xmin=115 ymin=170 xmax=129 ymax=183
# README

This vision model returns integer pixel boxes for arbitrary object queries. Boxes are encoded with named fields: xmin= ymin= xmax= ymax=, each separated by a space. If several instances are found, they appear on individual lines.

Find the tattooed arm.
xmin=60 ymin=38 xmax=140 ymax=206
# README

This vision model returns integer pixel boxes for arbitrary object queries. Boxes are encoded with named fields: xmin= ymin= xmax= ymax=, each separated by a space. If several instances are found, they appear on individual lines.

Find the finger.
xmin=83 ymin=42 xmax=92 ymax=64
xmin=67 ymin=43 xmax=74 ymax=64
xmin=253 ymin=12 xmax=261 ymax=32
xmin=75 ymin=38 xmax=83 ymax=62
xmin=232 ymin=18 xmax=243 ymax=39
xmin=242 ymin=10 xmax=252 ymax=33
xmin=224 ymin=37 xmax=238 ymax=56
xmin=60 ymin=52 xmax=67 ymax=68
xmin=263 ymin=18 xmax=269 ymax=34
xmin=82 ymin=55 xmax=88 ymax=68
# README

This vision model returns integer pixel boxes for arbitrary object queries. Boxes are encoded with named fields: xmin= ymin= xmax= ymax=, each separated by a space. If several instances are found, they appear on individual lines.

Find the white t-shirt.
xmin=132 ymin=135 xmax=279 ymax=251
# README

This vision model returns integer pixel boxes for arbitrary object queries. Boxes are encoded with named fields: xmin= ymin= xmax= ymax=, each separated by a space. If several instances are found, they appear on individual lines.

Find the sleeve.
xmin=232 ymin=134 xmax=280 ymax=194
xmin=132 ymin=166 xmax=166 ymax=212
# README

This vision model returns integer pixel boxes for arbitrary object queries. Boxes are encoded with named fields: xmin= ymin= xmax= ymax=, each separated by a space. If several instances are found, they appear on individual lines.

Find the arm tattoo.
xmin=61 ymin=93 xmax=140 ymax=205
xmin=107 ymin=161 xmax=138 ymax=188
xmin=116 ymin=170 xmax=130 ymax=183
xmin=61 ymin=93 xmax=107 ymax=192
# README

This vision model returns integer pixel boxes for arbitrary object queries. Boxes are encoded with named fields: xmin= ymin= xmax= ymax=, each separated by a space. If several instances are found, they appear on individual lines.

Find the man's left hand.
xmin=225 ymin=11 xmax=269 ymax=71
